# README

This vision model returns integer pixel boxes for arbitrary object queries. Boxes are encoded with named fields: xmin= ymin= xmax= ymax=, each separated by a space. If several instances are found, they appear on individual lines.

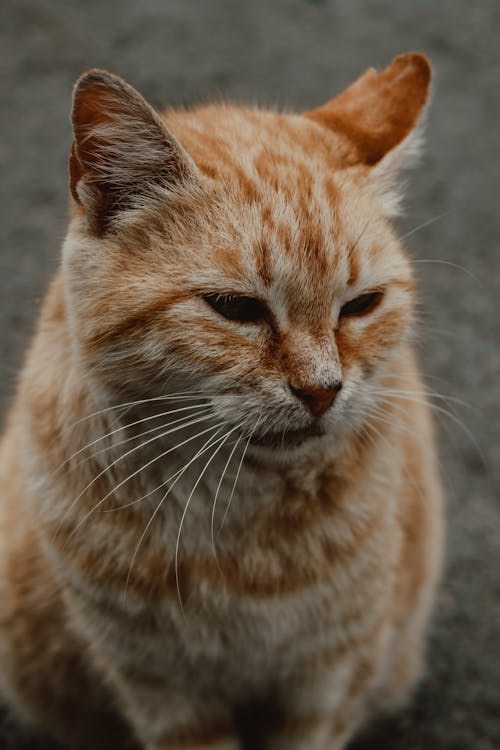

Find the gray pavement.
xmin=1 ymin=1 xmax=499 ymax=748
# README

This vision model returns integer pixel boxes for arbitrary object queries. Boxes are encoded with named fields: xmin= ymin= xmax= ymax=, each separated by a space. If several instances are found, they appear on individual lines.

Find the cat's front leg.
xmin=264 ymin=717 xmax=357 ymax=750
xmin=114 ymin=673 xmax=241 ymax=750
xmin=140 ymin=710 xmax=241 ymax=750
xmin=264 ymin=717 xmax=332 ymax=750
xmin=147 ymin=735 xmax=241 ymax=750
xmin=263 ymin=660 xmax=366 ymax=750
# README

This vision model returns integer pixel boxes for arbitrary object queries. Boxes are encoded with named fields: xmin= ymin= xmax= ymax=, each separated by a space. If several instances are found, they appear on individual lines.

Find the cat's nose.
xmin=290 ymin=381 xmax=342 ymax=417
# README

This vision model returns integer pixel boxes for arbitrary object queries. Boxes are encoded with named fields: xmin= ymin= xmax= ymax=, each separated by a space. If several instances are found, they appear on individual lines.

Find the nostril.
xmin=290 ymin=381 xmax=342 ymax=418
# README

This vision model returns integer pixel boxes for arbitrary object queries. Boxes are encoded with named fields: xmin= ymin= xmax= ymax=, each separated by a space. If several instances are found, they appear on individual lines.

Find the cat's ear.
xmin=70 ymin=69 xmax=199 ymax=234
xmin=307 ymin=52 xmax=431 ymax=215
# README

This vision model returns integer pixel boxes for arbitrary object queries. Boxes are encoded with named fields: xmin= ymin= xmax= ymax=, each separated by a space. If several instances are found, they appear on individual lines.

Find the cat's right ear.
xmin=70 ymin=70 xmax=199 ymax=235
xmin=307 ymin=53 xmax=431 ymax=215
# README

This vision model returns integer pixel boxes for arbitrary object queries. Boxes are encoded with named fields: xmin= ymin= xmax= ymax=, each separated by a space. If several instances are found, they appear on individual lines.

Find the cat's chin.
xmin=245 ymin=425 xmax=334 ymax=466
xmin=250 ymin=424 xmax=325 ymax=449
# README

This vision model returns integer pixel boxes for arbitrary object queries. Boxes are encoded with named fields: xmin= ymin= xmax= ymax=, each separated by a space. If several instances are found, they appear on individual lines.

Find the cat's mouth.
xmin=250 ymin=423 xmax=324 ymax=449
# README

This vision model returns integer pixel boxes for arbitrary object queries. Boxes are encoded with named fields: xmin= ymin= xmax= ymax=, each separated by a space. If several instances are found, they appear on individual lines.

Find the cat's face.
xmin=65 ymin=55 xmax=429 ymax=455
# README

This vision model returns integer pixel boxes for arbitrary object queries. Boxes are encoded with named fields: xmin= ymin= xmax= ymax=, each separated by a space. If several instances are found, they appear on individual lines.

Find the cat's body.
xmin=0 ymin=54 xmax=444 ymax=749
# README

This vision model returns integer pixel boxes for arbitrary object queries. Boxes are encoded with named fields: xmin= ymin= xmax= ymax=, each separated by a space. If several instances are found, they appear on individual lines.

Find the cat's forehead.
xmin=165 ymin=103 xmax=346 ymax=168
xmin=166 ymin=105 xmax=390 ymax=292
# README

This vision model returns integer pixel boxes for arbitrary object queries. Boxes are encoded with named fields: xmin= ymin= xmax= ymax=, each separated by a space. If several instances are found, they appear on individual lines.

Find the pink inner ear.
xmin=306 ymin=52 xmax=431 ymax=166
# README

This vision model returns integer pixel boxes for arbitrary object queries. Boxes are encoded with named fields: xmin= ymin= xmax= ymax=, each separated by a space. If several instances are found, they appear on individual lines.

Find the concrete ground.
xmin=1 ymin=1 xmax=499 ymax=748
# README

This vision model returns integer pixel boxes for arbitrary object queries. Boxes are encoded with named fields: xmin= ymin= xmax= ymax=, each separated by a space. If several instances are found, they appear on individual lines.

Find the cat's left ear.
xmin=307 ymin=52 xmax=431 ymax=215
xmin=70 ymin=69 xmax=200 ymax=235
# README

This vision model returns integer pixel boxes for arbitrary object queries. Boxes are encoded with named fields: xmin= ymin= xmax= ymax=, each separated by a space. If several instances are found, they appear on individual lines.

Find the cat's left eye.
xmin=203 ymin=293 xmax=269 ymax=323
xmin=340 ymin=291 xmax=383 ymax=318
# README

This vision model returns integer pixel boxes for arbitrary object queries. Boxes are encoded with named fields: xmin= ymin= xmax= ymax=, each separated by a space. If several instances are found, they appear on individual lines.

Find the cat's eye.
xmin=203 ymin=293 xmax=269 ymax=323
xmin=340 ymin=291 xmax=383 ymax=318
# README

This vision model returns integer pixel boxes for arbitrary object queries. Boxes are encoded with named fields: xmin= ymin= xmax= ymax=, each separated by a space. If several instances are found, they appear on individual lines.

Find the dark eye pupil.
xmin=340 ymin=291 xmax=382 ymax=318
xmin=203 ymin=294 xmax=268 ymax=323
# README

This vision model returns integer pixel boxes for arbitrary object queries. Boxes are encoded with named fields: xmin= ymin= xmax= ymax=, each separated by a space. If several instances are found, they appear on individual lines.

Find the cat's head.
xmin=64 ymin=53 xmax=431 ymax=457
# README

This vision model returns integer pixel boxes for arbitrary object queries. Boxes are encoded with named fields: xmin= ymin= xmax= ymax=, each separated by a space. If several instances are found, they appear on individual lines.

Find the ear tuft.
xmin=70 ymin=69 xmax=198 ymax=234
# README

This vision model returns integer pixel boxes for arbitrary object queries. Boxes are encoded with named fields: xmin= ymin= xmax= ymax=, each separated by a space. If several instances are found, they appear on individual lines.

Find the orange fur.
xmin=0 ymin=53 xmax=443 ymax=750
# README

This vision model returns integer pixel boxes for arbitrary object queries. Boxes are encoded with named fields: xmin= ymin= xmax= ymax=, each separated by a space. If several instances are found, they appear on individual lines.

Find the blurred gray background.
xmin=1 ymin=1 xmax=499 ymax=748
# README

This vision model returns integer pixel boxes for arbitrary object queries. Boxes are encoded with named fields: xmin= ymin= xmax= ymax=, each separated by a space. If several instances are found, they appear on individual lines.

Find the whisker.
xmin=218 ymin=415 xmax=262 ymax=533
xmin=369 ymin=385 xmax=471 ymax=410
xmin=56 ymin=403 xmax=212 ymax=475
xmin=66 ymin=390 xmax=213 ymax=430
xmin=413 ymin=322 xmax=463 ymax=342
xmin=355 ymin=408 xmax=399 ymax=454
xmin=105 ymin=415 xmax=224 ymax=513
xmin=210 ymin=431 xmax=244 ymax=562
xmin=362 ymin=406 xmax=456 ymax=502
xmin=124 ymin=424 xmax=233 ymax=597
xmin=175 ymin=422 xmax=245 ymax=613
xmin=349 ymin=217 xmax=372 ymax=258
xmin=116 ymin=424 xmax=229 ymax=515
xmin=410 ymin=258 xmax=478 ymax=281
xmin=80 ymin=407 xmax=213 ymax=465
xmin=58 ymin=413 xmax=216 ymax=539
xmin=399 ymin=211 xmax=449 ymax=242
xmin=372 ymin=392 xmax=484 ymax=463
xmin=67 ymin=420 xmax=225 ymax=550
xmin=364 ymin=405 xmax=426 ymax=444
xmin=280 ymin=423 xmax=288 ymax=449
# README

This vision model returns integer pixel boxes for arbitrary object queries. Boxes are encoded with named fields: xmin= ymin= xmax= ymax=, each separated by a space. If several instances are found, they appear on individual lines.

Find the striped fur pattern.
xmin=0 ymin=53 xmax=444 ymax=749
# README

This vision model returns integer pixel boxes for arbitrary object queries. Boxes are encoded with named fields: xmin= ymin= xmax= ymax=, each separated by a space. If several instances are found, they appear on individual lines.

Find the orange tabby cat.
xmin=0 ymin=53 xmax=444 ymax=749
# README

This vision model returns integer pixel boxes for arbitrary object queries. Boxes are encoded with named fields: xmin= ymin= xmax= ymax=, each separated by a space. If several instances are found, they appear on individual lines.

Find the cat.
xmin=0 ymin=52 xmax=444 ymax=750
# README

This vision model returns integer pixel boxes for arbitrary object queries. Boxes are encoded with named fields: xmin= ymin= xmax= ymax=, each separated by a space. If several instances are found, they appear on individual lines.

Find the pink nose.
xmin=290 ymin=382 xmax=342 ymax=417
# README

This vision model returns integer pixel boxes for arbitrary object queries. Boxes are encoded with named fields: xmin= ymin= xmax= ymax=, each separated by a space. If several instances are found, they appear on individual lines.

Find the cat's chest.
xmin=60 ymin=449 xmax=398 ymax=681
xmin=83 ymin=538 xmax=395 ymax=701
xmin=87 ymin=566 xmax=359 ymax=691
xmin=63 ymin=450 xmax=396 ymax=614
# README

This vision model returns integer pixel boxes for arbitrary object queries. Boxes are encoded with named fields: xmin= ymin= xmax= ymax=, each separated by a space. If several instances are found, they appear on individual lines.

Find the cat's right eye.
xmin=203 ymin=293 xmax=269 ymax=323
xmin=339 ymin=291 xmax=383 ymax=318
